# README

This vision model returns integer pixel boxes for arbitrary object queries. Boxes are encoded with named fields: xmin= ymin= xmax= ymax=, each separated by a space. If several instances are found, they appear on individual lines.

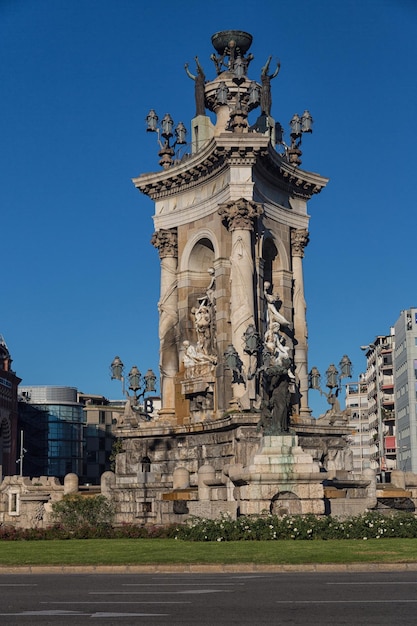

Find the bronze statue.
xmin=260 ymin=56 xmax=280 ymax=116
xmin=185 ymin=56 xmax=206 ymax=116
xmin=259 ymin=360 xmax=292 ymax=434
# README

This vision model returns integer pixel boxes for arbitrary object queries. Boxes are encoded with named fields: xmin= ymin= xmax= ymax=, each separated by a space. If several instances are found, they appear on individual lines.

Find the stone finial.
xmin=218 ymin=198 xmax=263 ymax=231
xmin=291 ymin=228 xmax=309 ymax=257
xmin=151 ymin=229 xmax=178 ymax=258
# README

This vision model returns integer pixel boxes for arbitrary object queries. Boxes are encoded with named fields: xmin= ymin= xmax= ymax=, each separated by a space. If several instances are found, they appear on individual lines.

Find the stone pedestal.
xmin=226 ymin=434 xmax=325 ymax=516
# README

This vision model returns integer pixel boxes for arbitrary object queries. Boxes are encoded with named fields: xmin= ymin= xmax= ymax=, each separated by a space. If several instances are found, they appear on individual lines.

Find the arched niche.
xmin=180 ymin=228 xmax=219 ymax=273
xmin=188 ymin=237 xmax=215 ymax=272
xmin=262 ymin=236 xmax=278 ymax=285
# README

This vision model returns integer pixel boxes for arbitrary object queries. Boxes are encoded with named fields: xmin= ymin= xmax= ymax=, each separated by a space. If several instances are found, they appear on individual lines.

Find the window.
xmin=9 ymin=491 xmax=19 ymax=515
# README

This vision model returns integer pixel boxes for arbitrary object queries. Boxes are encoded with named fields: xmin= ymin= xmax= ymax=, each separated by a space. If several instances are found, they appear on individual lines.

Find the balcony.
xmin=384 ymin=435 xmax=396 ymax=452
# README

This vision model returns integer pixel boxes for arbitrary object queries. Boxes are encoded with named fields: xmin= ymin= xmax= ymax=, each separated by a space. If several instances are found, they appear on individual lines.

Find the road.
xmin=1 ymin=570 xmax=417 ymax=624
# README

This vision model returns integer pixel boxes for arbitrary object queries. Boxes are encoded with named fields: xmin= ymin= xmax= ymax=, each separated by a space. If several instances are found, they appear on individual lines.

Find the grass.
xmin=1 ymin=538 xmax=417 ymax=567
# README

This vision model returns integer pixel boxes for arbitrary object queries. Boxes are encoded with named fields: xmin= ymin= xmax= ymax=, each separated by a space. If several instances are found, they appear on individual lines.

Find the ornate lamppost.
xmin=110 ymin=356 xmax=157 ymax=418
xmin=145 ymin=110 xmax=187 ymax=169
xmin=309 ymin=355 xmax=352 ymax=415
xmin=285 ymin=110 xmax=313 ymax=166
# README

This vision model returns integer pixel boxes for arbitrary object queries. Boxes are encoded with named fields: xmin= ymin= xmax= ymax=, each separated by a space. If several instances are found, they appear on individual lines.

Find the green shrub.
xmin=2 ymin=510 xmax=417 ymax=542
xmin=51 ymin=494 xmax=115 ymax=532
xmin=173 ymin=511 xmax=417 ymax=541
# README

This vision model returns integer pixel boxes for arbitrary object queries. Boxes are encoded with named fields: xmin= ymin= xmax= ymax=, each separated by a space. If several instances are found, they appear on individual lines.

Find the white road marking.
xmin=42 ymin=601 xmax=190 ymax=605
xmin=0 ymin=611 xmax=169 ymax=617
xmin=123 ymin=582 xmax=242 ymax=586
xmin=90 ymin=589 xmax=231 ymax=595
xmin=327 ymin=581 xmax=417 ymax=585
xmin=91 ymin=613 xmax=169 ymax=617
xmin=0 ymin=583 xmax=38 ymax=587
xmin=276 ymin=600 xmax=417 ymax=604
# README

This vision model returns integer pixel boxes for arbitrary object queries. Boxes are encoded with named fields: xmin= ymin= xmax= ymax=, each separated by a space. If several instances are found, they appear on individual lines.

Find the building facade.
xmin=18 ymin=386 xmax=85 ymax=481
xmin=0 ymin=336 xmax=21 ymax=479
xmin=394 ymin=308 xmax=417 ymax=473
xmin=78 ymin=393 xmax=119 ymax=484
xmin=345 ymin=375 xmax=375 ymax=473
xmin=362 ymin=333 xmax=396 ymax=479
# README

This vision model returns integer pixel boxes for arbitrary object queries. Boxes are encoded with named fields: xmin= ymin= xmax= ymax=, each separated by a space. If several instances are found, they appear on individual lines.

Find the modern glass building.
xmin=18 ymin=386 xmax=85 ymax=480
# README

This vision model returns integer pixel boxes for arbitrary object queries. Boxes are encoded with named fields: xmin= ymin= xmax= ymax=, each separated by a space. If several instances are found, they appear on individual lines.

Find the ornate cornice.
xmin=133 ymin=134 xmax=328 ymax=202
xmin=255 ymin=143 xmax=329 ymax=200
xmin=151 ymin=229 xmax=178 ymax=258
xmin=133 ymin=135 xmax=270 ymax=201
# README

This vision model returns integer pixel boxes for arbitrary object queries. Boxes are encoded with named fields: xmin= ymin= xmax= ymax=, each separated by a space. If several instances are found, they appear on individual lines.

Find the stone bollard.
xmin=173 ymin=467 xmax=190 ymax=490
xmin=101 ymin=471 xmax=116 ymax=497
xmin=64 ymin=473 xmax=79 ymax=495
xmin=198 ymin=464 xmax=215 ymax=501
xmin=363 ymin=468 xmax=377 ymax=508
xmin=391 ymin=469 xmax=406 ymax=490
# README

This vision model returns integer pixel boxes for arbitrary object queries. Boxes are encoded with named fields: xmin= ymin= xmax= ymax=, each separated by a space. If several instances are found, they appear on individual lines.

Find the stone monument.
xmin=108 ymin=30 xmax=373 ymax=525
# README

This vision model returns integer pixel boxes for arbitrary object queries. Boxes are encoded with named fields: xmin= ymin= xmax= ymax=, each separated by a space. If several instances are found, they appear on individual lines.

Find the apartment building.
xmin=345 ymin=375 xmax=376 ymax=473
xmin=362 ymin=332 xmax=396 ymax=479
xmin=394 ymin=308 xmax=417 ymax=473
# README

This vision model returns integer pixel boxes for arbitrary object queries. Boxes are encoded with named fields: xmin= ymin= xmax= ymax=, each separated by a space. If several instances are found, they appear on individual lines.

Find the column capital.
xmin=218 ymin=198 xmax=263 ymax=231
xmin=291 ymin=228 xmax=309 ymax=258
xmin=151 ymin=229 xmax=178 ymax=258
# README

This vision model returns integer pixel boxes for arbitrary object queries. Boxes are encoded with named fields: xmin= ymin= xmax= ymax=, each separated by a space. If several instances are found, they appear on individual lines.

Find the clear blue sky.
xmin=1 ymin=0 xmax=416 ymax=417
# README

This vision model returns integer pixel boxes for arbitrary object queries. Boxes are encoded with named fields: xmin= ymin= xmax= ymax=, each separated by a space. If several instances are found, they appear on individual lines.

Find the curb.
xmin=1 ymin=562 xmax=417 ymax=574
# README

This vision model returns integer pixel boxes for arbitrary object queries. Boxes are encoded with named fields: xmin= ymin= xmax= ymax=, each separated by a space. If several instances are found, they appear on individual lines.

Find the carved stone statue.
xmin=264 ymin=322 xmax=290 ymax=364
xmin=264 ymin=282 xmax=291 ymax=331
xmin=205 ymin=267 xmax=215 ymax=306
xmin=182 ymin=340 xmax=216 ymax=380
xmin=192 ymin=303 xmax=212 ymax=355
xmin=260 ymin=56 xmax=280 ymax=116
xmin=191 ymin=267 xmax=217 ymax=356
xmin=185 ymin=56 xmax=206 ymax=116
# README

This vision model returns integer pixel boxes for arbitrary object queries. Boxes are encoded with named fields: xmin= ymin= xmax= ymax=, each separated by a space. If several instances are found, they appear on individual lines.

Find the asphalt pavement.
xmin=1 ymin=569 xmax=417 ymax=625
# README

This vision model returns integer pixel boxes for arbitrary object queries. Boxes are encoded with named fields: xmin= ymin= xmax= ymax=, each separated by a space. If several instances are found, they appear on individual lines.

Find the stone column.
xmin=291 ymin=228 xmax=310 ymax=416
xmin=151 ymin=229 xmax=178 ymax=419
xmin=218 ymin=198 xmax=263 ymax=401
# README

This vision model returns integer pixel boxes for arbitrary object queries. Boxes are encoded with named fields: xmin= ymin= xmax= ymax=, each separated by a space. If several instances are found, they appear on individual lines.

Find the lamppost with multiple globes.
xmin=145 ymin=110 xmax=187 ymax=170
xmin=110 ymin=356 xmax=157 ymax=417
xmin=309 ymin=355 xmax=352 ymax=412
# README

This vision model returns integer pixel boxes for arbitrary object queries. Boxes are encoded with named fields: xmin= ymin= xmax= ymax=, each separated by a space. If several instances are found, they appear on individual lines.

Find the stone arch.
xmin=180 ymin=228 xmax=219 ymax=273
xmin=189 ymin=238 xmax=215 ymax=272
xmin=261 ymin=231 xmax=289 ymax=273
xmin=270 ymin=491 xmax=302 ymax=516
xmin=262 ymin=235 xmax=278 ymax=285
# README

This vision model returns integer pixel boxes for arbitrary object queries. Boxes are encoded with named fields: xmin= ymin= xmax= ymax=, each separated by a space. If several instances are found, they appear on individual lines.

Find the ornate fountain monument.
xmin=109 ymin=30 xmax=375 ymax=525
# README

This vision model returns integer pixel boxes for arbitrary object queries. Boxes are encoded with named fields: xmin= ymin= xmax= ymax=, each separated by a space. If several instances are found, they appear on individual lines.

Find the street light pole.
xmin=110 ymin=356 xmax=157 ymax=419
xmin=308 ymin=355 xmax=352 ymax=413
xmin=18 ymin=430 xmax=26 ymax=477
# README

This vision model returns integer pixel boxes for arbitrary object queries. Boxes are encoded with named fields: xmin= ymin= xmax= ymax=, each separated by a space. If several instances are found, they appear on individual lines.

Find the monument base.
xmin=225 ymin=433 xmax=325 ymax=516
